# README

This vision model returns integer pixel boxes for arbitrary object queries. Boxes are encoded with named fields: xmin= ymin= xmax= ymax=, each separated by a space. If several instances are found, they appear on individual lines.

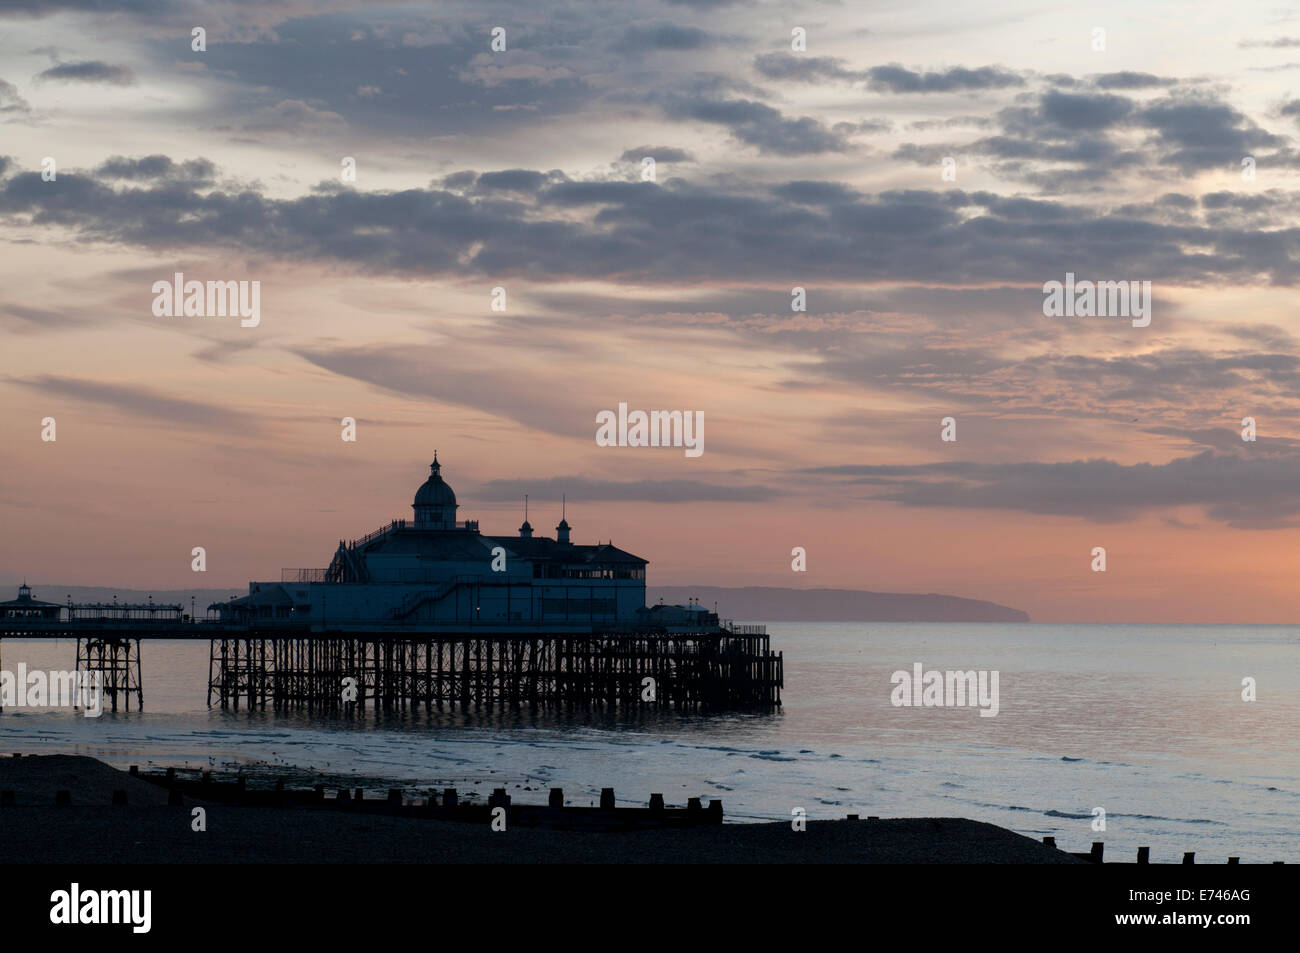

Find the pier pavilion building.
xmin=213 ymin=456 xmax=669 ymax=632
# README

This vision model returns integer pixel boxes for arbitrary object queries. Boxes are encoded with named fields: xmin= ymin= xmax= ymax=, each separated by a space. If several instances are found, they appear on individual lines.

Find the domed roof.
xmin=414 ymin=455 xmax=456 ymax=508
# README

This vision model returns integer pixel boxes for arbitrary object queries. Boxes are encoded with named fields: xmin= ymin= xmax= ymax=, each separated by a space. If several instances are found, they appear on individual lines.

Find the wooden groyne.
xmin=129 ymin=767 xmax=722 ymax=831
xmin=207 ymin=631 xmax=782 ymax=711
xmin=1042 ymin=836 xmax=1286 ymax=865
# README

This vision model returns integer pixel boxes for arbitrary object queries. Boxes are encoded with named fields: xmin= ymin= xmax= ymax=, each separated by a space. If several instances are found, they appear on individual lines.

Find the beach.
xmin=0 ymin=755 xmax=1080 ymax=864
xmin=3 ymin=621 xmax=1297 ymax=863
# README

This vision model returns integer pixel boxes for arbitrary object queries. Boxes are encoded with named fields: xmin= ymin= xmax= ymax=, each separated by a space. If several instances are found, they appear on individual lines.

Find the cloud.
xmin=294 ymin=345 xmax=592 ymax=439
xmin=804 ymin=449 xmax=1300 ymax=529
xmin=34 ymin=60 xmax=135 ymax=85
xmin=8 ymin=158 xmax=1300 ymax=287
xmin=95 ymin=154 xmax=217 ymax=184
xmin=0 ymin=0 xmax=176 ymax=16
xmin=752 ymin=52 xmax=865 ymax=83
xmin=0 ymin=78 xmax=30 ymax=113
xmin=906 ymin=115 xmax=994 ymax=131
xmin=1239 ymin=37 xmax=1300 ymax=47
xmin=1249 ymin=61 xmax=1300 ymax=72
xmin=894 ymin=87 xmax=1297 ymax=184
xmin=615 ymin=23 xmax=718 ymax=53
xmin=754 ymin=57 xmax=1025 ymax=94
xmin=1137 ymin=93 xmax=1287 ymax=171
xmin=996 ymin=90 xmax=1134 ymax=136
xmin=618 ymin=145 xmax=695 ymax=163
xmin=865 ymin=64 xmax=1025 ymax=93
xmin=1090 ymin=71 xmax=1176 ymax=89
xmin=7 ymin=375 xmax=260 ymax=431
xmin=477 ymin=476 xmax=776 ymax=504
xmin=0 ymin=304 xmax=98 ymax=333
xmin=242 ymin=99 xmax=344 ymax=133
xmin=661 ymin=95 xmax=852 ymax=154
xmin=473 ymin=169 xmax=552 ymax=193
xmin=770 ymin=180 xmax=860 ymax=205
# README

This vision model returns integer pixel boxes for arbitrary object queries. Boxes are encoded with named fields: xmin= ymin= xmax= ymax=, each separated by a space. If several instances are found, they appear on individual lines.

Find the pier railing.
xmin=282 ymin=568 xmax=328 ymax=583
xmin=349 ymin=519 xmax=406 ymax=548
xmin=721 ymin=620 xmax=767 ymax=635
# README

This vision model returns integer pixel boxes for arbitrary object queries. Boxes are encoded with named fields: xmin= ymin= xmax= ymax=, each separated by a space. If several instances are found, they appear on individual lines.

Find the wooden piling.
xmin=207 ymin=630 xmax=782 ymax=712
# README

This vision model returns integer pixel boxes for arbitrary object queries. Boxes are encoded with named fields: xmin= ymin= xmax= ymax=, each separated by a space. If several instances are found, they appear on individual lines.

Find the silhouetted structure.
xmin=0 ymin=584 xmax=61 ymax=620
xmin=216 ymin=455 xmax=649 ymax=628
xmin=1 ymin=460 xmax=783 ymax=712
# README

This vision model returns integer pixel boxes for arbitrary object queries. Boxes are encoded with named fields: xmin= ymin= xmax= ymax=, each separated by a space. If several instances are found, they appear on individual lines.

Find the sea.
xmin=2 ymin=622 xmax=1297 ymax=863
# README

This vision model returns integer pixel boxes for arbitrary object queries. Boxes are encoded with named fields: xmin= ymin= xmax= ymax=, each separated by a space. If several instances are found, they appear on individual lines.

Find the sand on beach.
xmin=0 ymin=755 xmax=1082 ymax=864
xmin=0 ymin=754 xmax=175 ymax=806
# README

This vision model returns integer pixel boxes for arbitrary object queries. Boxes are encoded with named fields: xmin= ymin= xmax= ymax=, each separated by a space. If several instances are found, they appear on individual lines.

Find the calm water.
xmin=2 ymin=623 xmax=1297 ymax=862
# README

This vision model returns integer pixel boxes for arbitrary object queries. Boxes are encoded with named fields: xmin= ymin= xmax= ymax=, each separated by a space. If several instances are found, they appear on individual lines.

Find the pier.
xmin=0 ymin=617 xmax=782 ymax=713
xmin=0 ymin=460 xmax=783 ymax=712
xmin=0 ymin=596 xmax=187 ymax=712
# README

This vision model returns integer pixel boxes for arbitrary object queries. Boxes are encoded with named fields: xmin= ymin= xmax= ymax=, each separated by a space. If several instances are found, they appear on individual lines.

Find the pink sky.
xmin=6 ymin=1 xmax=1300 ymax=622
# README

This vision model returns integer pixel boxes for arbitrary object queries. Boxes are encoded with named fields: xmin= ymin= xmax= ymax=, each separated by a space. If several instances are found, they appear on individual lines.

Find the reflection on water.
xmin=1 ymin=623 xmax=1297 ymax=861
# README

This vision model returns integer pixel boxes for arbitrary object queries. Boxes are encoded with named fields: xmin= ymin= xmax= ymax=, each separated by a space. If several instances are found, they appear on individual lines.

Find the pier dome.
xmin=413 ymin=454 xmax=458 ymax=529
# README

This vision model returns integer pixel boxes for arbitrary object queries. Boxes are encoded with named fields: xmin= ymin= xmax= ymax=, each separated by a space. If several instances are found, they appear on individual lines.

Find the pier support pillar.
xmin=75 ymin=636 xmax=143 ymax=712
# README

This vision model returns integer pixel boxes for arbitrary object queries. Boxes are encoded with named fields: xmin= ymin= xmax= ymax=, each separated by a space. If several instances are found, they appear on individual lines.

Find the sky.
xmin=5 ymin=0 xmax=1300 ymax=622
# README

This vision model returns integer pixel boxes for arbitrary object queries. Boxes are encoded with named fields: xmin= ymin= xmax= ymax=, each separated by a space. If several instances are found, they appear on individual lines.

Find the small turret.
xmin=556 ymin=494 xmax=571 ymax=544
xmin=520 ymin=494 xmax=533 ymax=538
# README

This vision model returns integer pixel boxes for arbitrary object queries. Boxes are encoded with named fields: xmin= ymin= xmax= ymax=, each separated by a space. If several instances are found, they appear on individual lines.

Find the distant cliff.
xmin=647 ymin=586 xmax=1030 ymax=623
xmin=15 ymin=586 xmax=245 ymax=612
xmin=18 ymin=583 xmax=1029 ymax=623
